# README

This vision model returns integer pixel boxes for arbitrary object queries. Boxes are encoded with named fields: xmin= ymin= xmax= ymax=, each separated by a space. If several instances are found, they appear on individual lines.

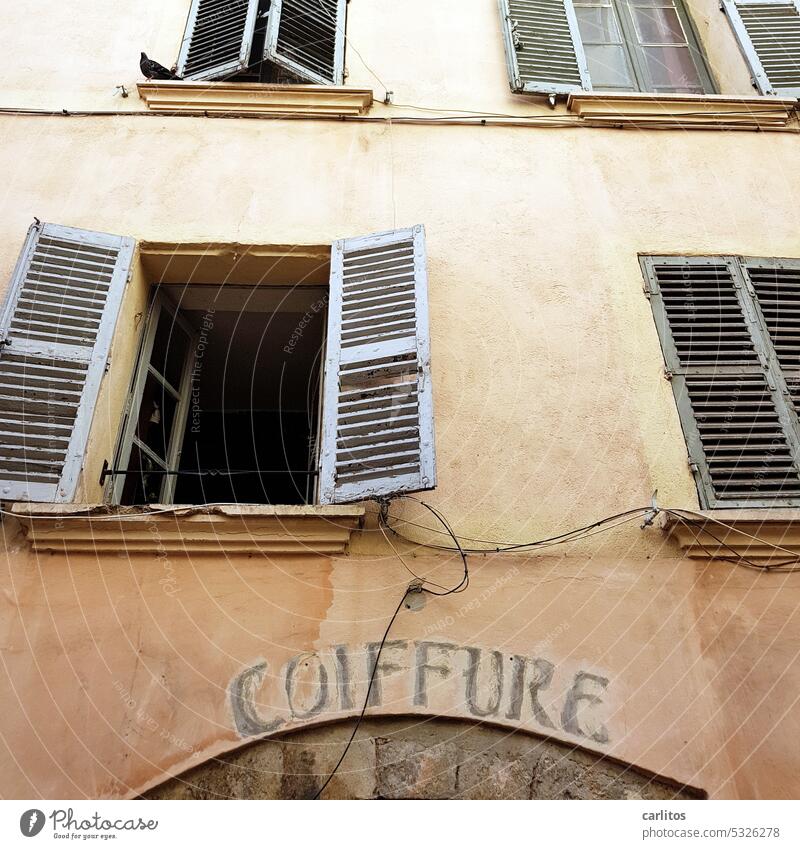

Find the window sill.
xmin=136 ymin=81 xmax=373 ymax=117
xmin=566 ymin=92 xmax=797 ymax=130
xmin=9 ymin=503 xmax=365 ymax=556
xmin=664 ymin=509 xmax=800 ymax=564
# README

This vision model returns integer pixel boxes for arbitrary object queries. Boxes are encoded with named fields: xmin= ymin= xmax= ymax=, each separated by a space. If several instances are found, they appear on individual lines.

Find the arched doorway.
xmin=144 ymin=717 xmax=705 ymax=800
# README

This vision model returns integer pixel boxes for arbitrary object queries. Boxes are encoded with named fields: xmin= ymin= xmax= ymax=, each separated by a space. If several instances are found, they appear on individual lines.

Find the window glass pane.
xmin=121 ymin=442 xmax=165 ymax=505
xmin=576 ymin=5 xmax=622 ymax=41
xmin=136 ymin=372 xmax=178 ymax=460
xmin=633 ymin=7 xmax=686 ymax=43
xmin=151 ymin=307 xmax=189 ymax=390
xmin=584 ymin=44 xmax=637 ymax=88
xmin=641 ymin=45 xmax=703 ymax=89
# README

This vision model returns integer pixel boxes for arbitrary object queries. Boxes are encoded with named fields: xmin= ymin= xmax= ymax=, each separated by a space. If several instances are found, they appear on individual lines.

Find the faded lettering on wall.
xmin=229 ymin=641 xmax=610 ymax=745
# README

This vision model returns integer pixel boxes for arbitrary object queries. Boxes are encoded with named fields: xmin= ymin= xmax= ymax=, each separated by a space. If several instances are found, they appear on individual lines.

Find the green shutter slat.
xmin=498 ymin=0 xmax=590 ymax=94
xmin=643 ymin=256 xmax=800 ymax=508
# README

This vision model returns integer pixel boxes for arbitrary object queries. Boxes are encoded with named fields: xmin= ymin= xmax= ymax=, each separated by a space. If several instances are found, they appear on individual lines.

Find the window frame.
xmin=112 ymin=292 xmax=196 ymax=505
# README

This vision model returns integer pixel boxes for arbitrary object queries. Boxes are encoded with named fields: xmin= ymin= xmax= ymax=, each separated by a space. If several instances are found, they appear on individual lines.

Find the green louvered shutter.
xmin=721 ymin=0 xmax=800 ymax=95
xmin=744 ymin=259 xmax=800 ymax=425
xmin=177 ymin=0 xmax=260 ymax=80
xmin=498 ymin=0 xmax=590 ymax=94
xmin=643 ymin=256 xmax=800 ymax=508
xmin=0 ymin=223 xmax=134 ymax=502
xmin=264 ymin=0 xmax=346 ymax=85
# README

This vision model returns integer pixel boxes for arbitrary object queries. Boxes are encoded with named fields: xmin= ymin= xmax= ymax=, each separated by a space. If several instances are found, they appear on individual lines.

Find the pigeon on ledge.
xmin=140 ymin=53 xmax=181 ymax=80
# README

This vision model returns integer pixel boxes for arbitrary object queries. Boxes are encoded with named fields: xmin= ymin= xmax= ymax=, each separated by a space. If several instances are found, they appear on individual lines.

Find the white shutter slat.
xmin=177 ymin=0 xmax=260 ymax=81
xmin=0 ymin=223 xmax=134 ymax=502
xmin=498 ymin=0 xmax=590 ymax=94
xmin=722 ymin=0 xmax=800 ymax=95
xmin=319 ymin=226 xmax=436 ymax=505
xmin=264 ymin=0 xmax=346 ymax=85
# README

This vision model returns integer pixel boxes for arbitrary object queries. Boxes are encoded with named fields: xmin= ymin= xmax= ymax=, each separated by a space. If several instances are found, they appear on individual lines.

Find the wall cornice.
xmin=10 ymin=503 xmax=365 ymax=556
xmin=136 ymin=81 xmax=373 ymax=117
xmin=567 ymin=92 xmax=797 ymax=130
xmin=665 ymin=509 xmax=800 ymax=565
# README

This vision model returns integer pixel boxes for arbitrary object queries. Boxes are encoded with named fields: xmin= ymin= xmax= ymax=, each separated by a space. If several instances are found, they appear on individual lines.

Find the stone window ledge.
xmin=664 ymin=509 xmax=800 ymax=564
xmin=137 ymin=81 xmax=373 ymax=117
xmin=566 ymin=92 xmax=797 ymax=130
xmin=10 ymin=503 xmax=365 ymax=556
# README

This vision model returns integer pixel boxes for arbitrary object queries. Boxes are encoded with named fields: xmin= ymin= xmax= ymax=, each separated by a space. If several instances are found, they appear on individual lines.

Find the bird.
xmin=140 ymin=52 xmax=181 ymax=81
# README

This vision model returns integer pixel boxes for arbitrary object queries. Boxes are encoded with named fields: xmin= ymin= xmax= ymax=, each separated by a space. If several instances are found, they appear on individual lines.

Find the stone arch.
xmin=144 ymin=716 xmax=705 ymax=800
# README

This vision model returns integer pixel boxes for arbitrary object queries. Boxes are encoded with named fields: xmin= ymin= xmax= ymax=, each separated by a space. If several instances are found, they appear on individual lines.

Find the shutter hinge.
xmin=664 ymin=368 xmax=674 ymax=381
xmin=508 ymin=18 xmax=523 ymax=50
xmin=104 ymin=357 xmax=112 ymax=374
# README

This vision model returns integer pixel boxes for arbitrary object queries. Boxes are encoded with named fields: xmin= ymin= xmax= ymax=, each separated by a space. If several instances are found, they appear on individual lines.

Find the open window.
xmin=112 ymin=283 xmax=327 ymax=505
xmin=0 ymin=224 xmax=435 ymax=507
xmin=176 ymin=0 xmax=347 ymax=85
xmin=103 ymin=226 xmax=435 ymax=507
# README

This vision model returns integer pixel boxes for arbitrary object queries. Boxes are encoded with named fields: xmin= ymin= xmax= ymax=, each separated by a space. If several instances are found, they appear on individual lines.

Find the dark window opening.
xmin=115 ymin=283 xmax=327 ymax=506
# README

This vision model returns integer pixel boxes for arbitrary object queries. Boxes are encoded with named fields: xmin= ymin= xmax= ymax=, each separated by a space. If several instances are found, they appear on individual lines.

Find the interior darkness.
xmin=172 ymin=287 xmax=326 ymax=505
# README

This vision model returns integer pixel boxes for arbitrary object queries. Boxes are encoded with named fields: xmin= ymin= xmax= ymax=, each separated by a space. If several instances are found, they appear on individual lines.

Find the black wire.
xmin=395 ymin=495 xmax=470 ymax=595
xmin=312 ymin=589 xmax=408 ymax=799
xmin=386 ymin=504 xmax=651 ymax=555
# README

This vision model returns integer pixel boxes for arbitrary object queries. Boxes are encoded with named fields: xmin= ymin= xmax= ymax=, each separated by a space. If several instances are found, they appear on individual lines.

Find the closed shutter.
xmin=0 ymin=222 xmax=134 ymax=502
xmin=498 ymin=0 xmax=590 ymax=94
xmin=264 ymin=0 xmax=346 ymax=85
xmin=643 ymin=256 xmax=800 ymax=507
xmin=721 ymin=0 xmax=800 ymax=96
xmin=176 ymin=0 xmax=260 ymax=80
xmin=744 ymin=259 xmax=800 ymax=419
xmin=318 ymin=226 xmax=436 ymax=505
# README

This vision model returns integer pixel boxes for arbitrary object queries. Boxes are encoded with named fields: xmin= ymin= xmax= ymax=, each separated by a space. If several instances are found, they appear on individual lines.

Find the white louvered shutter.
xmin=721 ymin=0 xmax=800 ymax=95
xmin=318 ymin=226 xmax=436 ymax=505
xmin=177 ymin=0 xmax=260 ymax=80
xmin=0 ymin=223 xmax=134 ymax=502
xmin=264 ymin=0 xmax=346 ymax=85
xmin=644 ymin=257 xmax=800 ymax=507
xmin=498 ymin=0 xmax=590 ymax=94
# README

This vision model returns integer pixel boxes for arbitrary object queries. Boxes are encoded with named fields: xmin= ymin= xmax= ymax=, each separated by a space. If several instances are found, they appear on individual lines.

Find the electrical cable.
xmin=312 ymin=587 xmax=409 ymax=799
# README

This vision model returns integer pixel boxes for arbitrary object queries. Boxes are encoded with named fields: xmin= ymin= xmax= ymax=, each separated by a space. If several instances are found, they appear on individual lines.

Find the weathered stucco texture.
xmin=1 ymin=0 xmax=799 ymax=802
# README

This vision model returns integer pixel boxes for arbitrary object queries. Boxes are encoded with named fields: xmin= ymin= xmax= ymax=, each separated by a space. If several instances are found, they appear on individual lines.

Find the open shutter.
xmin=643 ymin=256 xmax=800 ymax=507
xmin=176 ymin=0 xmax=259 ymax=80
xmin=318 ymin=226 xmax=436 ymax=505
xmin=264 ymin=0 xmax=346 ymax=85
xmin=721 ymin=0 xmax=800 ymax=95
xmin=0 ymin=222 xmax=134 ymax=502
xmin=498 ymin=0 xmax=590 ymax=94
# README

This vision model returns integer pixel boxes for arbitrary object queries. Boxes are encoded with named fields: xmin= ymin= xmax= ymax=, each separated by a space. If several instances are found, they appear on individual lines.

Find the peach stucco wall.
xmin=0 ymin=0 xmax=799 ymax=800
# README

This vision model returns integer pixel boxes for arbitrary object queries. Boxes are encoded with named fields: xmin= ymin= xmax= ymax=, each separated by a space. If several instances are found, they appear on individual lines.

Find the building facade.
xmin=1 ymin=0 xmax=800 ymax=799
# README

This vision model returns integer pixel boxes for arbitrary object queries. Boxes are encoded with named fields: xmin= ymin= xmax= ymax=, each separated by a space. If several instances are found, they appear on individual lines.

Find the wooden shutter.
xmin=643 ymin=256 xmax=800 ymax=507
xmin=177 ymin=0 xmax=259 ymax=80
xmin=0 ymin=222 xmax=134 ymax=502
xmin=744 ymin=258 xmax=800 ymax=420
xmin=264 ymin=0 xmax=346 ymax=85
xmin=318 ymin=226 xmax=436 ymax=505
xmin=721 ymin=0 xmax=800 ymax=95
xmin=498 ymin=0 xmax=590 ymax=94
